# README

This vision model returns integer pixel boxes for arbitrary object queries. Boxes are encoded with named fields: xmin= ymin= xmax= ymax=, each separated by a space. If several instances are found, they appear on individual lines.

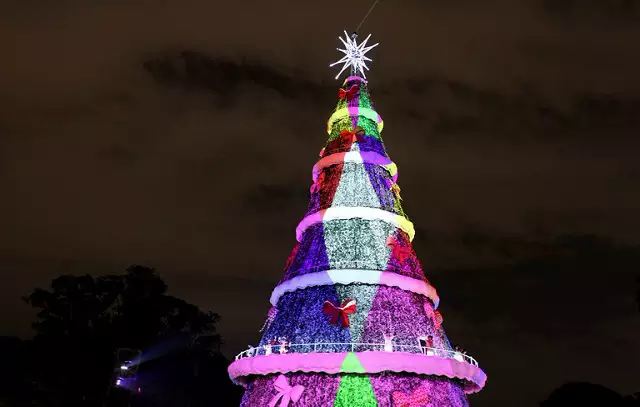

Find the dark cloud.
xmin=540 ymin=0 xmax=640 ymax=22
xmin=242 ymin=183 xmax=308 ymax=214
xmin=433 ymin=233 xmax=640 ymax=406
xmin=95 ymin=144 xmax=139 ymax=165
xmin=143 ymin=51 xmax=325 ymax=101
xmin=375 ymin=77 xmax=640 ymax=143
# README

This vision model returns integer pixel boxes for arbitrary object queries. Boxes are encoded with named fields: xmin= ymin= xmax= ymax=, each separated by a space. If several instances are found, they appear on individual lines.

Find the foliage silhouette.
xmin=541 ymin=382 xmax=640 ymax=407
xmin=0 ymin=265 xmax=240 ymax=407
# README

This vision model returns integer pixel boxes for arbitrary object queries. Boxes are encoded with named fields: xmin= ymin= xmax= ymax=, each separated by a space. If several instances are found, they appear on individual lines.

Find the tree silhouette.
xmin=15 ymin=265 xmax=236 ymax=407
xmin=541 ymin=382 xmax=640 ymax=406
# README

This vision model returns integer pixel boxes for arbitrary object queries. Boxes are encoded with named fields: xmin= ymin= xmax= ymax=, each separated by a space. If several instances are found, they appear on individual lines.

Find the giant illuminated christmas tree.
xmin=228 ymin=32 xmax=487 ymax=406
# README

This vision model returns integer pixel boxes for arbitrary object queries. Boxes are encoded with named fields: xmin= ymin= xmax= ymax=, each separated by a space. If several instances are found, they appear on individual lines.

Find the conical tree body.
xmin=228 ymin=76 xmax=486 ymax=406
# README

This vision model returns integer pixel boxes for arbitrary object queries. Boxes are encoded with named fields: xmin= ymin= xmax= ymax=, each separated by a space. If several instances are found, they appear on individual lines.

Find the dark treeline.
xmin=0 ymin=265 xmax=241 ymax=407
xmin=541 ymin=383 xmax=639 ymax=406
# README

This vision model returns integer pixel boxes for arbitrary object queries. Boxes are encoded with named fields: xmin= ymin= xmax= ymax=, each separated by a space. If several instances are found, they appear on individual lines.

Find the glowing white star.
xmin=329 ymin=31 xmax=379 ymax=80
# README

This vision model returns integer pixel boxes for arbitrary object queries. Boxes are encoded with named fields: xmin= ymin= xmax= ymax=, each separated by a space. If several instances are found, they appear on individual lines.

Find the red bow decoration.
xmin=394 ymin=246 xmax=413 ymax=263
xmin=310 ymin=172 xmax=325 ymax=194
xmin=434 ymin=310 xmax=443 ymax=330
xmin=386 ymin=236 xmax=413 ymax=263
xmin=338 ymin=85 xmax=360 ymax=100
xmin=422 ymin=303 xmax=443 ymax=330
xmin=423 ymin=302 xmax=434 ymax=318
xmin=323 ymin=299 xmax=357 ymax=327
xmin=339 ymin=126 xmax=366 ymax=145
xmin=392 ymin=385 xmax=430 ymax=407
xmin=283 ymin=244 xmax=299 ymax=271
xmin=339 ymin=129 xmax=358 ymax=144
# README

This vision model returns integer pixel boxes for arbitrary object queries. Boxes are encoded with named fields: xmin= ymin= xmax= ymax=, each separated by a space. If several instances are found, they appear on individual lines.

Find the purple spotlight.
xmin=115 ymin=378 xmax=122 ymax=386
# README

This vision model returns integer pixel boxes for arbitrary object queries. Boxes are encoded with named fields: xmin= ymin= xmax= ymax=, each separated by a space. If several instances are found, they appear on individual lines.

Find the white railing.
xmin=235 ymin=342 xmax=478 ymax=367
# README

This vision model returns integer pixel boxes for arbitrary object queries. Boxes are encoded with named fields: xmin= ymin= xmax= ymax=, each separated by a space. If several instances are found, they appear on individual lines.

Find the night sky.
xmin=2 ymin=1 xmax=639 ymax=406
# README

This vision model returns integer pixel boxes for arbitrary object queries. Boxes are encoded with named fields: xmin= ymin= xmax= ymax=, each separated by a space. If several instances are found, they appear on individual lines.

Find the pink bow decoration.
xmin=323 ymin=298 xmax=357 ymax=327
xmin=338 ymin=84 xmax=360 ymax=100
xmin=392 ymin=385 xmax=430 ymax=407
xmin=269 ymin=375 xmax=305 ymax=407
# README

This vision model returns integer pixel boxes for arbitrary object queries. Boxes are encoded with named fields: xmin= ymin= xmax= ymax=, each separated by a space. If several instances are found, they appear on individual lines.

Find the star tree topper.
xmin=330 ymin=31 xmax=379 ymax=80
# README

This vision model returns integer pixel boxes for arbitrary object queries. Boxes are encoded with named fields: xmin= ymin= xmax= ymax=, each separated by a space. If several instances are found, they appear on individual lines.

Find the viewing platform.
xmin=235 ymin=342 xmax=478 ymax=366
xmin=229 ymin=342 xmax=486 ymax=394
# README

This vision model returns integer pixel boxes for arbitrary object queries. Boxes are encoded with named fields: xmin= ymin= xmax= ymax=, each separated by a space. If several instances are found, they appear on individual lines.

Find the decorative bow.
xmin=386 ymin=236 xmax=413 ymax=263
xmin=338 ymin=84 xmax=360 ymax=100
xmin=310 ymin=172 xmax=325 ymax=194
xmin=423 ymin=300 xmax=442 ymax=330
xmin=269 ymin=375 xmax=305 ymax=407
xmin=433 ymin=310 xmax=443 ymax=330
xmin=283 ymin=244 xmax=299 ymax=271
xmin=394 ymin=245 xmax=413 ymax=263
xmin=392 ymin=385 xmax=430 ymax=407
xmin=423 ymin=302 xmax=434 ymax=319
xmin=339 ymin=129 xmax=358 ymax=144
xmin=323 ymin=298 xmax=357 ymax=327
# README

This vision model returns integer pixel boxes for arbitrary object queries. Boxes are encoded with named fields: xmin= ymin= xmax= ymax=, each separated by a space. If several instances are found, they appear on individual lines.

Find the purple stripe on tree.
xmin=360 ymin=286 xmax=447 ymax=350
xmin=280 ymin=223 xmax=330 ymax=283
xmin=260 ymin=286 xmax=351 ymax=349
